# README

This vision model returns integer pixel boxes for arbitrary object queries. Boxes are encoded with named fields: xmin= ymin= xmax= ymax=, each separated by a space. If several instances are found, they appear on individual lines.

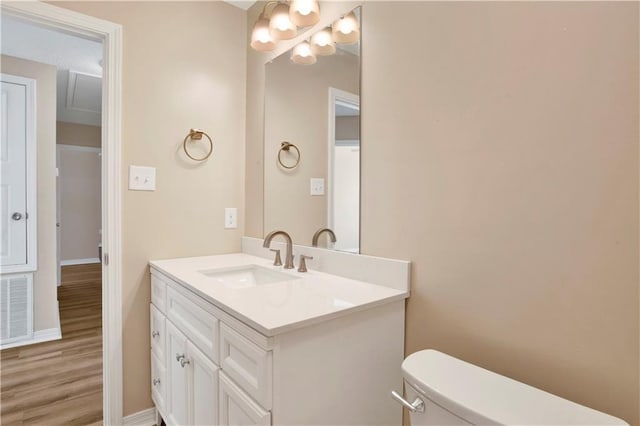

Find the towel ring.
xmin=183 ymin=128 xmax=213 ymax=162
xmin=278 ymin=141 xmax=300 ymax=169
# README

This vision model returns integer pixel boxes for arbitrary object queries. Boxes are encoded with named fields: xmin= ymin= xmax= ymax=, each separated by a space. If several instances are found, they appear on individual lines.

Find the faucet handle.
xmin=297 ymin=255 xmax=314 ymax=273
xmin=269 ymin=249 xmax=282 ymax=266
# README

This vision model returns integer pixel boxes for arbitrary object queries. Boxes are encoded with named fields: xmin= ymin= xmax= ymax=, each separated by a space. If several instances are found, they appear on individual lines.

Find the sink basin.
xmin=198 ymin=265 xmax=298 ymax=289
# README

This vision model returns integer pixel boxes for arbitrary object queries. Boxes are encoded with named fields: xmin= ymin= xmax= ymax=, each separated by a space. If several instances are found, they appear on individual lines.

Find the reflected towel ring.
xmin=183 ymin=128 xmax=213 ymax=162
xmin=278 ymin=141 xmax=300 ymax=169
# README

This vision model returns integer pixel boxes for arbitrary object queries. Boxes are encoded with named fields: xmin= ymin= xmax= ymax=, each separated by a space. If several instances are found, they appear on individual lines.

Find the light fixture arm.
xmin=259 ymin=1 xmax=282 ymax=19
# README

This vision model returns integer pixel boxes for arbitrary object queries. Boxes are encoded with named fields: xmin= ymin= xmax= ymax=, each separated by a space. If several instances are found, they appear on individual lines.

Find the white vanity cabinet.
xmin=150 ymin=259 xmax=406 ymax=426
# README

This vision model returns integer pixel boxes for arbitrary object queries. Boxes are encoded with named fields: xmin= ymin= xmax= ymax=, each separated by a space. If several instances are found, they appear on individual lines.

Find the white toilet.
xmin=392 ymin=349 xmax=628 ymax=426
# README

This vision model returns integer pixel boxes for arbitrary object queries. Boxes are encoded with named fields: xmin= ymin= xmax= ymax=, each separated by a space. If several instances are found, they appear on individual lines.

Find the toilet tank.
xmin=400 ymin=350 xmax=628 ymax=426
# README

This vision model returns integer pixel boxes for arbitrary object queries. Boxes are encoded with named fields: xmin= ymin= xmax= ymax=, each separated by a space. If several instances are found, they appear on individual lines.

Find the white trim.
xmin=0 ymin=327 xmax=61 ymax=350
xmin=0 ymin=74 xmax=38 ymax=275
xmin=61 ymin=257 xmax=101 ymax=266
xmin=0 ymin=298 xmax=61 ymax=350
xmin=122 ymin=407 xmax=157 ymax=426
xmin=327 ymin=87 xmax=360 ymax=241
xmin=57 ymin=143 xmax=102 ymax=153
xmin=1 ymin=3 xmax=124 ymax=425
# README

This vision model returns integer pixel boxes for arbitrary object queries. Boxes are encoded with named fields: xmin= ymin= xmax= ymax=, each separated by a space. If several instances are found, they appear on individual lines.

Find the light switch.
xmin=225 ymin=208 xmax=238 ymax=229
xmin=310 ymin=178 xmax=325 ymax=196
xmin=129 ymin=165 xmax=156 ymax=191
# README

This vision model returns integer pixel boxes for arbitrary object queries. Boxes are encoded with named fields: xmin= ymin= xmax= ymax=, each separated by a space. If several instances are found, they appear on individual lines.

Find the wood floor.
xmin=1 ymin=263 xmax=103 ymax=426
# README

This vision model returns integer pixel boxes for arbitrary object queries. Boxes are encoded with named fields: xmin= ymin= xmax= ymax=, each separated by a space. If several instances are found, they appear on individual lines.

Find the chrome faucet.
xmin=312 ymin=228 xmax=337 ymax=248
xmin=263 ymin=230 xmax=294 ymax=269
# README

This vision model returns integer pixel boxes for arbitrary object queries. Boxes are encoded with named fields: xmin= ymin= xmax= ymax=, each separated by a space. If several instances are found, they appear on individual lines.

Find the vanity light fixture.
xmin=310 ymin=27 xmax=335 ymax=56
xmin=269 ymin=2 xmax=298 ymax=40
xmin=250 ymin=13 xmax=277 ymax=51
xmin=291 ymin=40 xmax=317 ymax=65
xmin=250 ymin=0 xmax=321 ymax=52
xmin=332 ymin=11 xmax=360 ymax=44
xmin=289 ymin=0 xmax=320 ymax=27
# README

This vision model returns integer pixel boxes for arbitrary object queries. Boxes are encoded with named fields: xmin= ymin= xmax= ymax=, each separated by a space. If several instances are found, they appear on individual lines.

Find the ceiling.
xmin=224 ymin=1 xmax=256 ymax=10
xmin=1 ymin=16 xmax=103 ymax=127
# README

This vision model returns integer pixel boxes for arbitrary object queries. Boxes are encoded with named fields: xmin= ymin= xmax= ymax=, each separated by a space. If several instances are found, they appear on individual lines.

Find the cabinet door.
xmin=219 ymin=372 xmax=271 ymax=426
xmin=151 ymin=352 xmax=167 ymax=417
xmin=188 ymin=341 xmax=219 ymax=426
xmin=167 ymin=321 xmax=189 ymax=426
xmin=151 ymin=304 xmax=166 ymax=362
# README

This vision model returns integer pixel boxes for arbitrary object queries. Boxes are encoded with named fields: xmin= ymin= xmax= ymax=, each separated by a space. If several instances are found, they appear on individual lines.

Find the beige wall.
xmin=58 ymin=146 xmax=101 ymax=262
xmin=1 ymin=55 xmax=59 ymax=333
xmin=264 ymin=50 xmax=359 ymax=244
xmin=57 ymin=121 xmax=101 ymax=148
xmin=53 ymin=1 xmax=247 ymax=415
xmin=248 ymin=2 xmax=640 ymax=425
xmin=57 ymin=122 xmax=102 ymax=262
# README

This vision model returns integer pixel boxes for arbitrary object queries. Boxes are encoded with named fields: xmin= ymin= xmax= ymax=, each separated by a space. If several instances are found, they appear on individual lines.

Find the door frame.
xmin=1 ymin=2 xmax=124 ymax=424
xmin=0 ymin=73 xmax=37 ymax=274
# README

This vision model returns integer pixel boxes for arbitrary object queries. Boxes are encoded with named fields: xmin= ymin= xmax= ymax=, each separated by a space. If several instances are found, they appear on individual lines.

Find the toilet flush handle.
xmin=391 ymin=390 xmax=425 ymax=413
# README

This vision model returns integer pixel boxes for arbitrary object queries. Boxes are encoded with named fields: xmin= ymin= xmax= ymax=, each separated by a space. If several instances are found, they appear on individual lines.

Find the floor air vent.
xmin=0 ymin=273 xmax=33 ymax=344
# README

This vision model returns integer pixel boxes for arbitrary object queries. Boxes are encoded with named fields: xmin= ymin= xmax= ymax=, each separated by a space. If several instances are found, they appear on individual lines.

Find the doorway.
xmin=328 ymin=87 xmax=360 ymax=253
xmin=0 ymin=2 xmax=122 ymax=424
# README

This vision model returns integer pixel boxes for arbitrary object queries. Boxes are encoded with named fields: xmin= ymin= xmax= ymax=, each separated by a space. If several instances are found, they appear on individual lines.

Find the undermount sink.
xmin=198 ymin=265 xmax=298 ymax=289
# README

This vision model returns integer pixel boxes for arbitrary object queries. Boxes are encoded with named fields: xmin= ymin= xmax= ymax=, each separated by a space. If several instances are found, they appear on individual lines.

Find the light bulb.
xmin=250 ymin=16 xmax=276 ymax=51
xmin=291 ymin=41 xmax=317 ymax=65
xmin=269 ymin=3 xmax=297 ymax=40
xmin=289 ymin=0 xmax=320 ymax=27
xmin=310 ymin=27 xmax=335 ymax=56
xmin=332 ymin=11 xmax=360 ymax=44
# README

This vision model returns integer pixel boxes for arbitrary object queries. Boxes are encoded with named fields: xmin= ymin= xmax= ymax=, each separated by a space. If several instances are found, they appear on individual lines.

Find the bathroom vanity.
xmin=149 ymin=238 xmax=410 ymax=426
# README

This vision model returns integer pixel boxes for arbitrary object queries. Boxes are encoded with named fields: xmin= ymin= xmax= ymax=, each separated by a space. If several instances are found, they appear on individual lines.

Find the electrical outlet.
xmin=225 ymin=208 xmax=238 ymax=229
xmin=310 ymin=178 xmax=325 ymax=196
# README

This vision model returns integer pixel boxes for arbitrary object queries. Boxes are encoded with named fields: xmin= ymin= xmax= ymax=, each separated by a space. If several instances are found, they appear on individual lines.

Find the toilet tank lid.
xmin=402 ymin=350 xmax=628 ymax=426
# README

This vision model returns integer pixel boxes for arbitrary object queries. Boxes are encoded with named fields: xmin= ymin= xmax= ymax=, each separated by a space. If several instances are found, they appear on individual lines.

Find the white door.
xmin=189 ymin=340 xmax=219 ymax=426
xmin=0 ymin=74 xmax=36 ymax=273
xmin=167 ymin=321 xmax=189 ymax=426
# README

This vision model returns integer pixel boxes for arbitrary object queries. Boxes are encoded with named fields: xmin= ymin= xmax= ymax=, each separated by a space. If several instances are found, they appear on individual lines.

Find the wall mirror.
xmin=263 ymin=7 xmax=361 ymax=253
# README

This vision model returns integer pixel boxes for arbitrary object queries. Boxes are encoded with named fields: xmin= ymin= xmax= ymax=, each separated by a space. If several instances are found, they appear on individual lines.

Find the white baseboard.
xmin=61 ymin=257 xmax=101 ymax=266
xmin=0 ymin=300 xmax=61 ymax=350
xmin=0 ymin=325 xmax=62 ymax=350
xmin=123 ymin=407 xmax=156 ymax=426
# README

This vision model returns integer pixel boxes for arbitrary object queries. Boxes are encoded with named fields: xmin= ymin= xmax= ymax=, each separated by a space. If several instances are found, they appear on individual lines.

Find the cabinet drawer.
xmin=150 ymin=304 xmax=166 ymax=362
xmin=166 ymin=286 xmax=219 ymax=364
xmin=151 ymin=352 xmax=167 ymax=418
xmin=220 ymin=323 xmax=272 ymax=409
xmin=151 ymin=274 xmax=167 ymax=313
xmin=219 ymin=371 xmax=271 ymax=426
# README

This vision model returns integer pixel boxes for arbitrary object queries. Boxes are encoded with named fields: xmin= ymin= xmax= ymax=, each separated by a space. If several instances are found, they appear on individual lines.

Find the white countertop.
xmin=149 ymin=253 xmax=408 ymax=337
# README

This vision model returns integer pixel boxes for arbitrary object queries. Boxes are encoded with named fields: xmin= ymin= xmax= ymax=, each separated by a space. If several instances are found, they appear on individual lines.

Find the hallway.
xmin=1 ymin=263 xmax=103 ymax=425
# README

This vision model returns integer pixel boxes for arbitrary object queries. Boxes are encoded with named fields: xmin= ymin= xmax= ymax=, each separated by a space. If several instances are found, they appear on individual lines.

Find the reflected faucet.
xmin=312 ymin=228 xmax=337 ymax=248
xmin=263 ymin=230 xmax=295 ymax=269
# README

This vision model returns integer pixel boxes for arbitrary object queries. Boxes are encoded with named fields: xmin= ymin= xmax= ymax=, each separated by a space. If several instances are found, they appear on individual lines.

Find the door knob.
xmin=11 ymin=212 xmax=23 ymax=221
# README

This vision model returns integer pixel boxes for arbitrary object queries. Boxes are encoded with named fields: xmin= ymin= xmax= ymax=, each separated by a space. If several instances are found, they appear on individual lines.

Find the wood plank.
xmin=1 ymin=264 xmax=103 ymax=425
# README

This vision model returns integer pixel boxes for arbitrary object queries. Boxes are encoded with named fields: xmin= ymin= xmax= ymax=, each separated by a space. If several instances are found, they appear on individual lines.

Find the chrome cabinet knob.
xmin=176 ymin=353 xmax=185 ymax=362
xmin=153 ymin=378 xmax=161 ymax=386
xmin=180 ymin=357 xmax=190 ymax=368
xmin=152 ymin=331 xmax=159 ymax=338
xmin=391 ymin=391 xmax=425 ymax=413
xmin=11 ymin=212 xmax=23 ymax=221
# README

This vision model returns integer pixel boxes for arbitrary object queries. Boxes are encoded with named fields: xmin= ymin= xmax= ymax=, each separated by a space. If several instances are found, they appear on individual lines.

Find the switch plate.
xmin=310 ymin=178 xmax=325 ymax=196
xmin=225 ymin=208 xmax=238 ymax=229
xmin=129 ymin=166 xmax=156 ymax=191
